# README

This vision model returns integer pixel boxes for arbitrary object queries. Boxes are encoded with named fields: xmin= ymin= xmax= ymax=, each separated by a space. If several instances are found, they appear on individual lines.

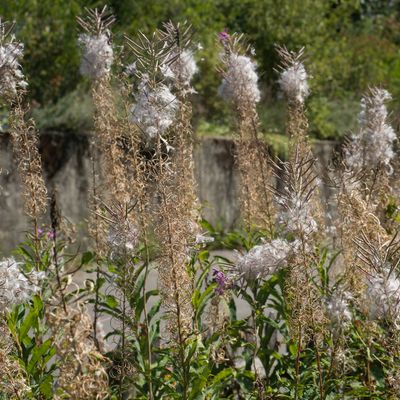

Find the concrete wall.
xmin=0 ymin=132 xmax=336 ymax=254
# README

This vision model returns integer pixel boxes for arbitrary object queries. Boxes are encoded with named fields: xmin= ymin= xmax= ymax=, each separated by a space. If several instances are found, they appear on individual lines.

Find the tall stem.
xmin=90 ymin=140 xmax=101 ymax=349
xmin=141 ymin=217 xmax=154 ymax=400
xmin=294 ymin=325 xmax=302 ymax=400
xmin=119 ymin=256 xmax=127 ymax=399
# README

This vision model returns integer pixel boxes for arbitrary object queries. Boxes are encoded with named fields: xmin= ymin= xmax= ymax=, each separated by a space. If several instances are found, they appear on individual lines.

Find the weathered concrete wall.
xmin=194 ymin=137 xmax=241 ymax=228
xmin=0 ymin=132 xmax=91 ymax=253
xmin=0 ymin=132 xmax=336 ymax=253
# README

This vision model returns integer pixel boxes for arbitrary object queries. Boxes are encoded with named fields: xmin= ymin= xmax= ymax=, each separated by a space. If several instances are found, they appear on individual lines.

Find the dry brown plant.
xmin=276 ymin=46 xmax=312 ymax=160
xmin=0 ymin=19 xmax=47 ymax=228
xmin=49 ymin=306 xmax=109 ymax=400
xmin=271 ymin=150 xmax=325 ymax=341
xmin=276 ymin=46 xmax=326 ymax=241
xmin=77 ymin=7 xmax=132 ymax=256
xmin=270 ymin=155 xmax=326 ymax=398
xmin=353 ymin=231 xmax=400 ymax=391
xmin=219 ymin=34 xmax=275 ymax=233
xmin=9 ymin=100 xmax=48 ymax=223
xmin=337 ymin=174 xmax=389 ymax=290
xmin=155 ymin=128 xmax=198 ymax=341
xmin=126 ymin=22 xmax=201 ymax=341
xmin=78 ymin=11 xmax=150 ymax=368
xmin=334 ymin=88 xmax=397 ymax=289
xmin=91 ymin=79 xmax=131 ymax=205
xmin=0 ymin=319 xmax=30 ymax=399
xmin=154 ymin=38 xmax=199 ymax=340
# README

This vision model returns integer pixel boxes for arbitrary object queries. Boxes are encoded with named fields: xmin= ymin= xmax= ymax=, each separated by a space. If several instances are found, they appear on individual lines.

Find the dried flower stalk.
xmin=0 ymin=20 xmax=47 ymax=224
xmin=126 ymin=23 xmax=201 ymax=341
xmin=336 ymin=173 xmax=388 ymax=289
xmin=0 ymin=19 xmax=28 ymax=101
xmin=9 ymin=101 xmax=48 ymax=222
xmin=77 ymin=7 xmax=131 ymax=255
xmin=271 ymin=63 xmax=325 ymax=393
xmin=271 ymin=150 xmax=323 ymax=340
xmin=0 ymin=319 xmax=30 ymax=398
xmin=276 ymin=46 xmax=311 ymax=160
xmin=157 ymin=23 xmax=200 ymax=339
xmin=219 ymin=33 xmax=275 ymax=233
xmin=335 ymin=88 xmax=395 ymax=286
xmin=342 ymin=88 xmax=396 ymax=226
xmin=50 ymin=306 xmax=109 ymax=400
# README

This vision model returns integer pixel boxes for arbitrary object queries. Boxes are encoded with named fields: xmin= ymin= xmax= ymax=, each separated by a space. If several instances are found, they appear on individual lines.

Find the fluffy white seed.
xmin=326 ymin=291 xmax=352 ymax=329
xmin=108 ymin=220 xmax=139 ymax=254
xmin=236 ymin=239 xmax=293 ymax=281
xmin=278 ymin=62 xmax=309 ymax=103
xmin=367 ymin=271 xmax=400 ymax=323
xmin=0 ymin=39 xmax=28 ymax=99
xmin=0 ymin=258 xmax=43 ymax=311
xmin=130 ymin=77 xmax=179 ymax=140
xmin=170 ymin=49 xmax=198 ymax=87
xmin=278 ymin=192 xmax=317 ymax=236
xmin=78 ymin=33 xmax=113 ymax=79
xmin=345 ymin=88 xmax=396 ymax=171
xmin=219 ymin=53 xmax=261 ymax=105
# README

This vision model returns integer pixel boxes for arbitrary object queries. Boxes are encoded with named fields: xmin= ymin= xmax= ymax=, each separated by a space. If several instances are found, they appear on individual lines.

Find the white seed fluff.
xmin=345 ymin=88 xmax=396 ymax=171
xmin=108 ymin=220 xmax=139 ymax=254
xmin=278 ymin=62 xmax=309 ymax=103
xmin=169 ymin=49 xmax=198 ymax=87
xmin=0 ymin=258 xmax=43 ymax=311
xmin=237 ymin=239 xmax=292 ymax=281
xmin=130 ymin=77 xmax=179 ymax=140
xmin=278 ymin=192 xmax=318 ymax=237
xmin=125 ymin=62 xmax=137 ymax=77
xmin=78 ymin=33 xmax=113 ymax=79
xmin=326 ymin=291 xmax=352 ymax=328
xmin=195 ymin=233 xmax=214 ymax=245
xmin=219 ymin=53 xmax=261 ymax=105
xmin=367 ymin=271 xmax=400 ymax=323
xmin=0 ymin=39 xmax=28 ymax=99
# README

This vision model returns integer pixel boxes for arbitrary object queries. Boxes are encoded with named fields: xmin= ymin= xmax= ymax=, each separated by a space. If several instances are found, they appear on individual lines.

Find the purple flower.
xmin=218 ymin=30 xmax=230 ymax=42
xmin=213 ymin=268 xmax=227 ymax=295
xmin=47 ymin=230 xmax=55 ymax=240
xmin=37 ymin=228 xmax=44 ymax=237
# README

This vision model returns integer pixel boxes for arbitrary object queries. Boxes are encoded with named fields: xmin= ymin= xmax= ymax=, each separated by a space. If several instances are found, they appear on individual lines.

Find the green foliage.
xmin=0 ymin=0 xmax=84 ymax=104
xmin=32 ymin=84 xmax=93 ymax=132
xmin=7 ymin=298 xmax=56 ymax=399
xmin=3 ymin=227 xmax=400 ymax=398
xmin=1 ymin=1 xmax=400 ymax=138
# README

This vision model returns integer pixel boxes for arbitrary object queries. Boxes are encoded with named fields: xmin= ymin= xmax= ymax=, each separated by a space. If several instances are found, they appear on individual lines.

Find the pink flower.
xmin=218 ymin=30 xmax=230 ymax=42
xmin=213 ymin=268 xmax=227 ymax=295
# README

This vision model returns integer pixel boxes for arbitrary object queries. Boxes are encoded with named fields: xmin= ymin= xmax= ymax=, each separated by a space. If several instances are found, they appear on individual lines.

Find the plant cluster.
xmin=2 ymin=7 xmax=400 ymax=400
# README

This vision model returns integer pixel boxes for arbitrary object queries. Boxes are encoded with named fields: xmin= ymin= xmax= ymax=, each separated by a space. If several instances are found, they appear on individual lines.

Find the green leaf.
xmin=105 ymin=295 xmax=119 ymax=309
xmin=19 ymin=306 xmax=39 ymax=340
xmin=212 ymin=367 xmax=234 ymax=385
xmin=27 ymin=338 xmax=54 ymax=373
xmin=39 ymin=374 xmax=54 ymax=398
xmin=81 ymin=251 xmax=94 ymax=265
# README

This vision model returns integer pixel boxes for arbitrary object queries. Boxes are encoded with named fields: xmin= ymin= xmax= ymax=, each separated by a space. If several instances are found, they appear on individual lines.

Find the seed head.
xmin=277 ymin=46 xmax=309 ymax=104
xmin=0 ymin=258 xmax=44 ymax=311
xmin=130 ymin=78 xmax=179 ymax=140
xmin=236 ymin=238 xmax=293 ymax=281
xmin=219 ymin=53 xmax=261 ymax=105
xmin=345 ymin=88 xmax=396 ymax=171
xmin=0 ymin=20 xmax=27 ymax=101
xmin=78 ymin=33 xmax=113 ymax=79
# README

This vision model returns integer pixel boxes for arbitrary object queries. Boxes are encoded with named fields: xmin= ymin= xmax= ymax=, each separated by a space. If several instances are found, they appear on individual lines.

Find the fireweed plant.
xmin=2 ymin=8 xmax=400 ymax=400
xmin=219 ymin=33 xmax=275 ymax=235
